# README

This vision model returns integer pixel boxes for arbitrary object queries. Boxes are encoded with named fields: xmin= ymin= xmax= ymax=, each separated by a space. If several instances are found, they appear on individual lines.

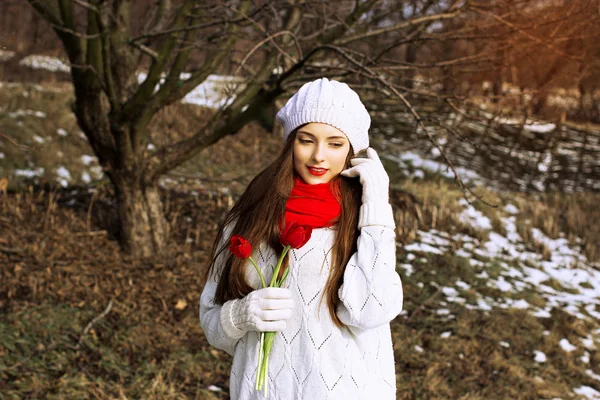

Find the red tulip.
xmin=280 ymin=222 xmax=312 ymax=249
xmin=229 ymin=235 xmax=252 ymax=259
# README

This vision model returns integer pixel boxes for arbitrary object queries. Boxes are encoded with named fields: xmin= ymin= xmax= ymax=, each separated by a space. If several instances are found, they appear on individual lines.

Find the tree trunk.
xmin=114 ymin=177 xmax=168 ymax=259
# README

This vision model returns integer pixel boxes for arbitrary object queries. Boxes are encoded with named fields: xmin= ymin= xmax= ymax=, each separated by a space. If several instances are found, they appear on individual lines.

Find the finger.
xmin=260 ymin=287 xmax=292 ymax=299
xmin=260 ymin=308 xmax=292 ymax=321
xmin=350 ymin=158 xmax=369 ymax=167
xmin=260 ymin=320 xmax=287 ymax=332
xmin=366 ymin=147 xmax=380 ymax=161
xmin=340 ymin=167 xmax=359 ymax=178
xmin=260 ymin=298 xmax=295 ymax=310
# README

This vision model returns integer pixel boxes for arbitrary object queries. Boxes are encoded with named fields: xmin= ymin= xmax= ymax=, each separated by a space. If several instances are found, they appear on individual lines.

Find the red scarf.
xmin=284 ymin=177 xmax=342 ymax=229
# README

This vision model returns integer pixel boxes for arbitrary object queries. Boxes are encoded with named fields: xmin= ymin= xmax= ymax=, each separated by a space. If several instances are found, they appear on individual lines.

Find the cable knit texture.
xmin=200 ymin=205 xmax=403 ymax=399
xmin=276 ymin=78 xmax=371 ymax=155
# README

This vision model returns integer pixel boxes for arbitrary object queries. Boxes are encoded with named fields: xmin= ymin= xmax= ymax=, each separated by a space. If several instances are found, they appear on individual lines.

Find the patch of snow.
xmin=524 ymin=123 xmax=556 ymax=133
xmin=504 ymin=203 xmax=519 ymax=214
xmin=458 ymin=200 xmax=492 ymax=230
xmin=147 ymin=143 xmax=156 ymax=151
xmin=455 ymin=248 xmax=471 ymax=258
xmin=207 ymin=385 xmax=222 ymax=392
xmin=492 ymin=276 xmax=513 ymax=292
xmin=510 ymin=299 xmax=530 ymax=309
xmin=581 ymin=351 xmax=590 ymax=364
xmin=573 ymin=385 xmax=600 ymax=400
xmin=81 ymin=172 xmax=91 ymax=184
xmin=404 ymin=242 xmax=443 ymax=254
xmin=8 ymin=109 xmax=46 ymax=118
xmin=136 ymin=72 xmax=246 ymax=109
xmin=57 ymin=128 xmax=68 ymax=137
xmin=440 ymin=331 xmax=452 ymax=338
xmin=399 ymin=264 xmax=414 ymax=276
xmin=0 ymin=152 xmax=4 ymax=159
xmin=499 ymin=341 xmax=510 ymax=348
xmin=0 ymin=49 xmax=15 ymax=62
xmin=81 ymin=155 xmax=97 ymax=166
xmin=56 ymin=166 xmax=71 ymax=187
xmin=534 ymin=350 xmax=547 ymax=363
xmin=391 ymin=151 xmax=483 ymax=184
xmin=19 ymin=55 xmax=70 ymax=73
xmin=414 ymin=345 xmax=424 ymax=353
xmin=559 ymin=338 xmax=576 ymax=352
xmin=33 ymin=135 xmax=45 ymax=144
xmin=456 ymin=280 xmax=471 ymax=290
xmin=587 ymin=369 xmax=600 ymax=381
xmin=14 ymin=167 xmax=44 ymax=178
xmin=56 ymin=166 xmax=71 ymax=180
xmin=581 ymin=336 xmax=595 ymax=349
xmin=419 ymin=230 xmax=452 ymax=247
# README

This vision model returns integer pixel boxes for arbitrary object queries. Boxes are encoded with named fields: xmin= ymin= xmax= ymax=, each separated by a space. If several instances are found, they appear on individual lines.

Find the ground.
xmin=1 ymin=77 xmax=600 ymax=399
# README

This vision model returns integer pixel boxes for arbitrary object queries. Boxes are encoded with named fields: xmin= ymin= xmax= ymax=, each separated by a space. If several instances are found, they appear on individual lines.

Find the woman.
xmin=200 ymin=77 xmax=403 ymax=399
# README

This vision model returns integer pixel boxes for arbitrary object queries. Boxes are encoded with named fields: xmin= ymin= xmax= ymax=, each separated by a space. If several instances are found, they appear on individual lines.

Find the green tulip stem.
xmin=248 ymin=256 xmax=266 ymax=288
xmin=269 ymin=245 xmax=291 ymax=288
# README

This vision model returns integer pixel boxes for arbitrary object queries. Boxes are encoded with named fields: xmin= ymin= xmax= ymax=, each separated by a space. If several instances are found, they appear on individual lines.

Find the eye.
xmin=330 ymin=142 xmax=344 ymax=148
xmin=299 ymin=138 xmax=313 ymax=144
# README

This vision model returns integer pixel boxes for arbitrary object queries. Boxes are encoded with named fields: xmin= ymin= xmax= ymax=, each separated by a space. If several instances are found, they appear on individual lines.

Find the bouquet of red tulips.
xmin=229 ymin=222 xmax=312 ymax=396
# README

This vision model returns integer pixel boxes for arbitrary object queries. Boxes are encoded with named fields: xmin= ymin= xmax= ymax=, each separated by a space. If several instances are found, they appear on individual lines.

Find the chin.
xmin=302 ymin=172 xmax=331 ymax=185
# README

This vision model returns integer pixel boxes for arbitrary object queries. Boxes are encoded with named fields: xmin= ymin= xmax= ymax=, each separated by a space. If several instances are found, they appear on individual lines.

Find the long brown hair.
xmin=205 ymin=130 xmax=362 ymax=327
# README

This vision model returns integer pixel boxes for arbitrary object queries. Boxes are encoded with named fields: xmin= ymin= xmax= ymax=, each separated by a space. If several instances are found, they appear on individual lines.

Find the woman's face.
xmin=293 ymin=123 xmax=351 ymax=185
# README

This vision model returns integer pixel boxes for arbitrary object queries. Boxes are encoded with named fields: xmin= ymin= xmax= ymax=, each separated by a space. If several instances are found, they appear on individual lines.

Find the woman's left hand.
xmin=340 ymin=147 xmax=390 ymax=204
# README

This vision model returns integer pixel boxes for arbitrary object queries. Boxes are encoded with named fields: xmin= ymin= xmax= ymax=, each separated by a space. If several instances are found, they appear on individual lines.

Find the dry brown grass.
xmin=513 ymin=192 xmax=600 ymax=262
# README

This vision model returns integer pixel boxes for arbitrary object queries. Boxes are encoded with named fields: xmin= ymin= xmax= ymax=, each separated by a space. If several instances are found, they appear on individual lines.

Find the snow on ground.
xmin=402 ymin=197 xmax=600 ymax=333
xmin=7 ymin=109 xmax=46 ymax=118
xmin=136 ymin=72 xmax=246 ymax=109
xmin=385 ymin=151 xmax=484 ymax=184
xmin=0 ymin=49 xmax=15 ymax=62
xmin=458 ymin=199 xmax=492 ymax=230
xmin=574 ymin=386 xmax=600 ymax=400
xmin=19 ymin=55 xmax=70 ymax=73
xmin=56 ymin=166 xmax=71 ymax=187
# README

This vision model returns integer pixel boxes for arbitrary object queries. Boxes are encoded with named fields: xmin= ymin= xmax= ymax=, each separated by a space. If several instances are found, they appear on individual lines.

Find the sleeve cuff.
xmin=358 ymin=202 xmax=395 ymax=229
xmin=220 ymin=299 xmax=247 ymax=340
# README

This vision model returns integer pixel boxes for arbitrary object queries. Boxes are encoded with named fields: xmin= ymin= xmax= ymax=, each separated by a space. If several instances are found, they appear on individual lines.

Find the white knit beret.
xmin=276 ymin=78 xmax=370 ymax=154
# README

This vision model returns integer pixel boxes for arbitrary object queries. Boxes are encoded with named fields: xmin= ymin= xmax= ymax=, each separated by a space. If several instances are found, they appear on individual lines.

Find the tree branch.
xmin=471 ymin=6 xmax=584 ymax=61
xmin=120 ymin=0 xmax=194 ymax=120
xmin=319 ymin=45 xmax=498 ymax=207
xmin=334 ymin=8 xmax=464 ymax=46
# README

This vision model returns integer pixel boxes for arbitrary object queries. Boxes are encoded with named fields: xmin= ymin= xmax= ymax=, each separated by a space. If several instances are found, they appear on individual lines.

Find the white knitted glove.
xmin=221 ymin=288 xmax=294 ymax=339
xmin=341 ymin=147 xmax=390 ymax=204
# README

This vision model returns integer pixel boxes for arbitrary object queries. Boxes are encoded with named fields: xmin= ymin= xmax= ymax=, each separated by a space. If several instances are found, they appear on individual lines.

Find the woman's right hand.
xmin=229 ymin=287 xmax=295 ymax=333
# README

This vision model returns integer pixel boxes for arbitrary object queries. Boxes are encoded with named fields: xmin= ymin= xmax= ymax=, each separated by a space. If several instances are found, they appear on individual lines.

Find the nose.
xmin=311 ymin=144 xmax=326 ymax=163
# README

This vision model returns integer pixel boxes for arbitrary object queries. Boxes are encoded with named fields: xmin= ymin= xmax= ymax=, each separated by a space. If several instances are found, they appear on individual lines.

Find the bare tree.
xmin=22 ymin=0 xmax=599 ymax=258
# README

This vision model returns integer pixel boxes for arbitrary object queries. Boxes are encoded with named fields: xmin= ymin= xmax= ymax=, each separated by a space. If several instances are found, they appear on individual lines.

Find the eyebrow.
xmin=297 ymin=131 xmax=347 ymax=140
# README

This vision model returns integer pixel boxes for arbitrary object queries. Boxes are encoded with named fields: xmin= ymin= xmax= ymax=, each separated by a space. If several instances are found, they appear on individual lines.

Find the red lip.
xmin=308 ymin=167 xmax=328 ymax=176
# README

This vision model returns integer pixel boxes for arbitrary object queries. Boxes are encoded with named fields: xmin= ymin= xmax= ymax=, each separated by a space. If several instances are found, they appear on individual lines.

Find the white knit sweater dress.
xmin=199 ymin=203 xmax=403 ymax=399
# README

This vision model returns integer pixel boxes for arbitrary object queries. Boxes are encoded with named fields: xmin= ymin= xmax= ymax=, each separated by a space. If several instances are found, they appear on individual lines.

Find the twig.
xmin=0 ymin=131 xmax=30 ymax=150
xmin=319 ymin=44 xmax=498 ymax=207
xmin=72 ymin=230 xmax=107 ymax=237
xmin=407 ymin=287 xmax=441 ymax=323
xmin=233 ymin=31 xmax=300 ymax=77
xmin=0 ymin=245 xmax=24 ymax=254
xmin=127 ymin=40 xmax=159 ymax=60
xmin=76 ymin=299 xmax=113 ymax=350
